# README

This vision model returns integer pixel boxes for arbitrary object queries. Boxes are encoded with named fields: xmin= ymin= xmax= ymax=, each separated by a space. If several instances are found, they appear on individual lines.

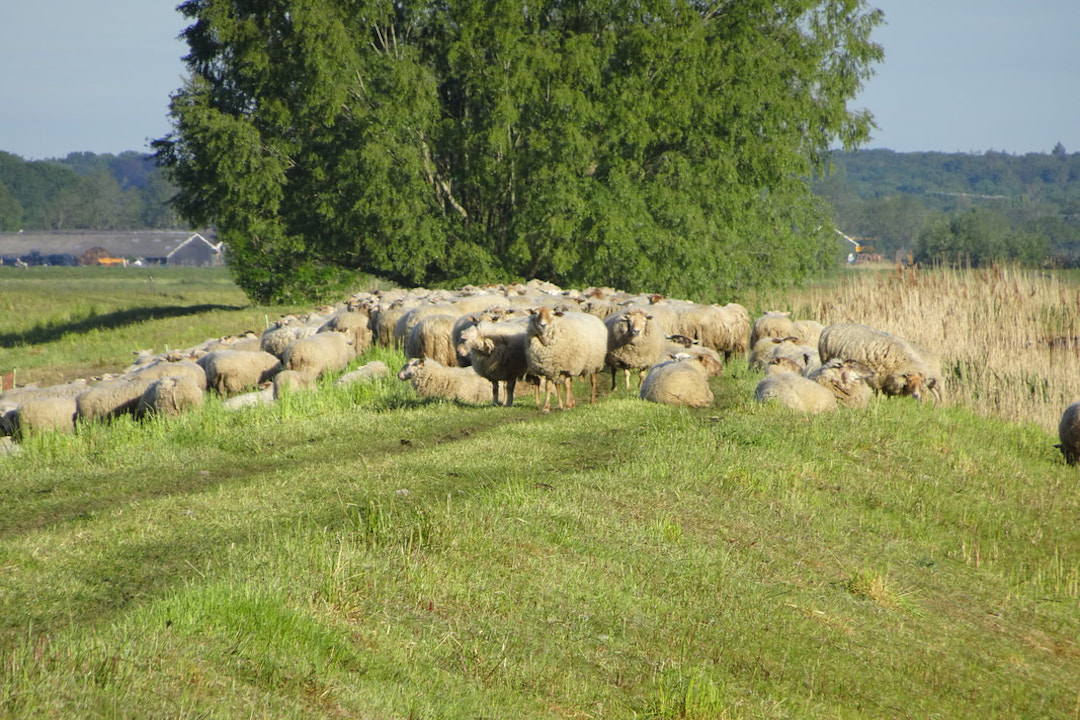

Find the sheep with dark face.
xmin=1057 ymin=402 xmax=1080 ymax=466
xmin=818 ymin=323 xmax=941 ymax=402
xmin=525 ymin=307 xmax=608 ymax=411
xmin=457 ymin=320 xmax=533 ymax=406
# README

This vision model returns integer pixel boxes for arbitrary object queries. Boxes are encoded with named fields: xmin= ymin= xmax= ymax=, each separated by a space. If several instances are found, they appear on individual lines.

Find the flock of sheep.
xmin=2 ymin=277 xmax=1077 ymax=465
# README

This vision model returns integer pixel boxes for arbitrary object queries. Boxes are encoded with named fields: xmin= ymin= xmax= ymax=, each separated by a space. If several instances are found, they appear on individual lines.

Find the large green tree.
xmin=155 ymin=0 xmax=883 ymax=303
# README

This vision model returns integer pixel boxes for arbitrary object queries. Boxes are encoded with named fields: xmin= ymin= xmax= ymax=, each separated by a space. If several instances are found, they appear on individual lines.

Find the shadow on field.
xmin=0 ymin=304 xmax=246 ymax=348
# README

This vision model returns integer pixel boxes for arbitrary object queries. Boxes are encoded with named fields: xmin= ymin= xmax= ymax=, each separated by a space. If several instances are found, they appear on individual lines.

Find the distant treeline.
xmin=4 ymin=147 xmax=1080 ymax=269
xmin=0 ymin=151 xmax=180 ymax=231
xmin=816 ymin=145 xmax=1080 ymax=267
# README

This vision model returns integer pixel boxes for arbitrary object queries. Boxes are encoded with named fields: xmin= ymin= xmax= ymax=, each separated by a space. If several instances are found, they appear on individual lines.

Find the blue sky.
xmin=1 ymin=1 xmax=1077 ymax=160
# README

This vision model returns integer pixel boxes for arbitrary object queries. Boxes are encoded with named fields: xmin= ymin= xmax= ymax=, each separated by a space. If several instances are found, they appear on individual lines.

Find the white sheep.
xmin=319 ymin=309 xmax=373 ymax=354
xmin=197 ymin=349 xmax=282 ymax=396
xmin=804 ymin=358 xmax=875 ymax=409
xmin=76 ymin=377 xmax=155 ymax=421
xmin=639 ymin=352 xmax=722 ymax=408
xmin=671 ymin=302 xmax=750 ymax=361
xmin=396 ymin=357 xmax=493 ymax=404
xmin=791 ymin=319 xmax=825 ymax=348
xmin=1057 ymin=402 xmax=1080 ymax=466
xmin=525 ymin=306 xmax=609 ymax=411
xmin=605 ymin=308 xmax=668 ymax=390
xmin=334 ymin=361 xmax=389 ymax=387
xmin=457 ymin=320 xmax=533 ymax=406
xmin=749 ymin=335 xmax=820 ymax=373
xmin=281 ymin=331 xmax=355 ymax=379
xmin=818 ymin=323 xmax=941 ymax=402
xmin=260 ymin=322 xmax=318 ymax=359
xmin=132 ymin=358 xmax=208 ymax=390
xmin=405 ymin=313 xmax=459 ymax=367
xmin=754 ymin=372 xmax=837 ymax=413
xmin=16 ymin=396 xmax=78 ymax=435
xmin=272 ymin=369 xmax=317 ymax=399
xmin=750 ymin=311 xmax=795 ymax=348
xmin=138 ymin=375 xmax=205 ymax=418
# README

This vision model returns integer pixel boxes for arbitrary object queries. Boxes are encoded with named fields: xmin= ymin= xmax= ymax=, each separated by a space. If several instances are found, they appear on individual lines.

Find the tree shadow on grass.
xmin=0 ymin=304 xmax=247 ymax=348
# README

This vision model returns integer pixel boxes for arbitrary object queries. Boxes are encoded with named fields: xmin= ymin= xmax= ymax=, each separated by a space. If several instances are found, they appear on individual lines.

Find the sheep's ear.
xmin=646 ymin=314 xmax=654 ymax=320
xmin=554 ymin=310 xmax=565 ymax=317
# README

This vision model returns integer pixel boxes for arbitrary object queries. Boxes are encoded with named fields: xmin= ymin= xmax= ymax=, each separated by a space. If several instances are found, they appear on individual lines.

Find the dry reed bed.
xmin=762 ymin=265 xmax=1080 ymax=434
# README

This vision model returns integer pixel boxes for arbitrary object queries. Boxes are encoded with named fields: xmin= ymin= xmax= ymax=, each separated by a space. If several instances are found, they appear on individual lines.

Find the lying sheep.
xmin=791 ymin=319 xmax=825 ymax=348
xmin=260 ymin=322 xmax=318 ymax=359
xmin=525 ymin=307 xmax=609 ymax=411
xmin=334 ymin=361 xmax=389 ymax=387
xmin=818 ymin=323 xmax=940 ymax=402
xmin=405 ymin=313 xmax=459 ymax=367
xmin=272 ymin=369 xmax=317 ymax=399
xmin=138 ymin=375 xmax=205 ymax=418
xmin=319 ymin=310 xmax=373 ymax=354
xmin=754 ymin=372 xmax=837 ymax=413
xmin=282 ymin=332 xmax=354 ymax=379
xmin=750 ymin=311 xmax=795 ymax=349
xmin=605 ymin=308 xmax=667 ymax=390
xmin=805 ymin=358 xmax=875 ymax=409
xmin=198 ymin=349 xmax=282 ymax=396
xmin=457 ymin=320 xmax=533 ymax=406
xmin=749 ymin=336 xmax=820 ymax=373
xmin=132 ymin=358 xmax=208 ymax=390
xmin=396 ymin=357 xmax=493 ymax=404
xmin=16 ymin=396 xmax=78 ymax=436
xmin=1057 ymin=402 xmax=1080 ymax=466
xmin=639 ymin=352 xmax=723 ymax=408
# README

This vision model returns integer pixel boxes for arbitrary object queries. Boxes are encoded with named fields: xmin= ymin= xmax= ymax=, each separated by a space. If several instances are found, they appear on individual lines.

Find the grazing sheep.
xmin=396 ymin=357 xmax=493 ymax=404
xmin=138 ymin=375 xmax=205 ymax=418
xmin=525 ymin=307 xmax=609 ymax=411
xmin=394 ymin=303 xmax=458 ymax=349
xmin=605 ymin=308 xmax=667 ymax=390
xmin=791 ymin=319 xmax=825 ymax=348
xmin=818 ymin=323 xmax=940 ymax=402
xmin=457 ymin=320 xmax=532 ymax=406
xmin=132 ymin=358 xmax=208 ymax=390
xmin=671 ymin=303 xmax=750 ymax=361
xmin=639 ymin=352 xmax=722 ymax=408
xmin=1057 ymin=402 xmax=1080 ymax=466
xmin=405 ymin=313 xmax=459 ymax=367
xmin=754 ymin=372 xmax=837 ymax=413
xmin=371 ymin=299 xmax=417 ymax=347
xmin=16 ymin=396 xmax=78 ymax=435
xmin=750 ymin=311 xmax=795 ymax=349
xmin=805 ymin=358 xmax=875 ymax=409
xmin=198 ymin=349 xmax=282 ymax=396
xmin=76 ymin=377 xmax=155 ymax=422
xmin=319 ymin=310 xmax=373 ymax=354
xmin=282 ymin=332 xmax=354 ymax=379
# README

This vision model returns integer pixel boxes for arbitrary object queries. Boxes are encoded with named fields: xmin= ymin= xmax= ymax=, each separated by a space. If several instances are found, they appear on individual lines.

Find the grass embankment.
xmin=0 ymin=267 xmax=1078 ymax=718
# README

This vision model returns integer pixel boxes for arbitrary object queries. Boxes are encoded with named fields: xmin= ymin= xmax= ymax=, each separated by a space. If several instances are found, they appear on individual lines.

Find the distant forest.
xmin=2 ymin=146 xmax=1079 ymax=268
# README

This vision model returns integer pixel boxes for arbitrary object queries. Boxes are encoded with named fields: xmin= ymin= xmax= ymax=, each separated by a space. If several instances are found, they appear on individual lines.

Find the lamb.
xmin=1057 ymin=402 xmax=1080 ymax=466
xmin=818 ymin=323 xmax=941 ymax=402
xmin=457 ymin=320 xmax=532 ymax=406
xmin=197 ymin=349 xmax=282 ymax=396
xmin=405 ymin=313 xmax=459 ymax=367
xmin=281 ymin=331 xmax=354 ymax=379
xmin=639 ymin=352 xmax=723 ymax=408
xmin=750 ymin=311 xmax=795 ymax=348
xmin=754 ymin=372 xmax=838 ymax=413
xmin=525 ymin=306 xmax=609 ymax=411
xmin=804 ymin=358 xmax=875 ymax=409
xmin=396 ymin=357 xmax=493 ymax=404
xmin=137 ymin=375 xmax=205 ymax=418
xmin=605 ymin=308 xmax=668 ymax=390
xmin=15 ymin=396 xmax=78 ymax=435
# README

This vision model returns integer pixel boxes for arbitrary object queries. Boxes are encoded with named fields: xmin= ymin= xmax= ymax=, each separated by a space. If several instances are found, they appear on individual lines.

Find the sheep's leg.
xmin=624 ymin=368 xmax=631 ymax=390
xmin=490 ymin=380 xmax=500 ymax=407
xmin=589 ymin=371 xmax=598 ymax=404
xmin=562 ymin=376 xmax=574 ymax=409
xmin=611 ymin=366 xmax=618 ymax=391
xmin=541 ymin=378 xmax=554 ymax=412
xmin=504 ymin=378 xmax=517 ymax=407
xmin=638 ymin=368 xmax=647 ymax=387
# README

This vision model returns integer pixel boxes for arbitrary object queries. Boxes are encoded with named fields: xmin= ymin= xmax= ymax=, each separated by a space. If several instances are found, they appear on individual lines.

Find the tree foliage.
xmin=154 ymin=0 xmax=884 ymax=304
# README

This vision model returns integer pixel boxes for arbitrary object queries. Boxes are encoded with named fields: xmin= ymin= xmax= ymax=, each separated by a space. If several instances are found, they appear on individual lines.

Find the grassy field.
xmin=0 ymin=267 xmax=1078 ymax=718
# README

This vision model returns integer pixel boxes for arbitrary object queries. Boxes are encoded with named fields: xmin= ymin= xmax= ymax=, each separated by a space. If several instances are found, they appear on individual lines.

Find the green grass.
xmin=0 ymin=270 xmax=1078 ymax=718
xmin=1 ymin=352 xmax=1078 ymax=718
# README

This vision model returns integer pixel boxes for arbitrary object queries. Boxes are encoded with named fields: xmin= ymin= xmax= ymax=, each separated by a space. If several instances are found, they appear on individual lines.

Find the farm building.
xmin=0 ymin=230 xmax=219 ymax=267
xmin=165 ymin=233 xmax=224 ymax=267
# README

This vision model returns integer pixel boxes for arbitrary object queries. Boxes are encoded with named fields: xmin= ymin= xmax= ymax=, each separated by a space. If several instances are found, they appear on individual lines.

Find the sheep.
xmin=260 ymin=322 xmax=318 ymax=359
xmin=818 ymin=323 xmax=940 ymax=402
xmin=394 ymin=303 xmax=458 ymax=349
xmin=371 ymin=299 xmax=417 ymax=347
xmin=319 ymin=309 xmax=373 ymax=354
xmin=334 ymin=361 xmax=389 ymax=387
xmin=457 ymin=320 xmax=533 ymax=406
xmin=405 ymin=313 xmax=459 ymax=367
xmin=639 ymin=352 xmax=722 ymax=408
xmin=670 ymin=302 xmax=750 ymax=361
xmin=754 ymin=372 xmax=837 ymax=413
xmin=197 ymin=349 xmax=282 ymax=396
xmin=525 ymin=306 xmax=609 ymax=411
xmin=791 ymin=319 xmax=825 ymax=348
xmin=221 ymin=387 xmax=275 ymax=411
xmin=750 ymin=311 xmax=795 ymax=349
xmin=272 ymin=369 xmax=317 ymax=399
xmin=605 ymin=308 xmax=668 ymax=390
xmin=15 ymin=396 xmax=78 ymax=435
xmin=396 ymin=357 xmax=493 ymax=404
xmin=76 ymin=377 xmax=155 ymax=422
xmin=132 ymin=358 xmax=208 ymax=390
xmin=1057 ymin=402 xmax=1080 ymax=466
xmin=138 ymin=375 xmax=205 ymax=418
xmin=749 ymin=336 xmax=820 ymax=374
xmin=281 ymin=332 xmax=354 ymax=379
xmin=804 ymin=358 xmax=875 ymax=409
